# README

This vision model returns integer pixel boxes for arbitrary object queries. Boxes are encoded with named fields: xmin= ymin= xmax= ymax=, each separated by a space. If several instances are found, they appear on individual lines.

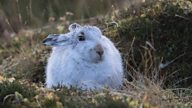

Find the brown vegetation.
xmin=0 ymin=0 xmax=192 ymax=107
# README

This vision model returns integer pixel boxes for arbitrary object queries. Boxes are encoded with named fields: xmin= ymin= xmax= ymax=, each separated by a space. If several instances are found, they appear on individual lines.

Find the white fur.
xmin=44 ymin=23 xmax=123 ymax=90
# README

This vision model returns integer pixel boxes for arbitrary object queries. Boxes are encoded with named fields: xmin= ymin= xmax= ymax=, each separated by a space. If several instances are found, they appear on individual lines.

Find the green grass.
xmin=104 ymin=0 xmax=192 ymax=88
xmin=0 ymin=81 xmax=36 ymax=108
xmin=0 ymin=0 xmax=192 ymax=107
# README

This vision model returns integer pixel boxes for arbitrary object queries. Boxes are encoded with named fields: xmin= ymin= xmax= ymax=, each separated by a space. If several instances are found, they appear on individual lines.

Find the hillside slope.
xmin=0 ymin=0 xmax=192 ymax=107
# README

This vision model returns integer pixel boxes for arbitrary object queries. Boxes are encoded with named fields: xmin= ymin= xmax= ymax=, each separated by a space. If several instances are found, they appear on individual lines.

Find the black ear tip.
xmin=42 ymin=39 xmax=47 ymax=44
xmin=42 ymin=38 xmax=51 ymax=44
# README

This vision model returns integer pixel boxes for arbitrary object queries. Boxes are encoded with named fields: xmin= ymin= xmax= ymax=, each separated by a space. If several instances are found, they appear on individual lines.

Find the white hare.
xmin=43 ymin=23 xmax=123 ymax=90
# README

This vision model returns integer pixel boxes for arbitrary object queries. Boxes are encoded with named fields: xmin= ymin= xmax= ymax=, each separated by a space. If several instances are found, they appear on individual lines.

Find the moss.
xmin=117 ymin=0 xmax=192 ymax=57
xmin=0 ymin=0 xmax=192 ymax=107
xmin=0 ymin=81 xmax=36 ymax=107
xmin=104 ymin=0 xmax=192 ymax=88
xmin=0 ymin=34 xmax=49 ymax=83
xmin=57 ymin=89 xmax=147 ymax=108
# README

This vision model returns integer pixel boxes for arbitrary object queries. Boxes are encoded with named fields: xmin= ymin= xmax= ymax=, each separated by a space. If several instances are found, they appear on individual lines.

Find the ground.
xmin=0 ymin=0 xmax=192 ymax=108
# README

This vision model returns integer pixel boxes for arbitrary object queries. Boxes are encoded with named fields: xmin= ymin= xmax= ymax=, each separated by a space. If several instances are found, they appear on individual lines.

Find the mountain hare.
xmin=43 ymin=23 xmax=123 ymax=90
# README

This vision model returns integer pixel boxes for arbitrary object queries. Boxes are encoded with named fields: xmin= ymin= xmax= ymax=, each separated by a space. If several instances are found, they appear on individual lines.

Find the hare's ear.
xmin=43 ymin=34 xmax=71 ymax=46
xmin=68 ymin=23 xmax=81 ymax=32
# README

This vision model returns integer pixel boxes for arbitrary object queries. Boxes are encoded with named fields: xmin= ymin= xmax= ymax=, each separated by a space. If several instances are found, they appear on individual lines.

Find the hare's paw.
xmin=78 ymin=80 xmax=103 ymax=90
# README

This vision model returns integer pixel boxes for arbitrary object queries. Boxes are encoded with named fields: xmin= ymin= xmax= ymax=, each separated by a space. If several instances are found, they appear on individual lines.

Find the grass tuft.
xmin=0 ymin=0 xmax=192 ymax=107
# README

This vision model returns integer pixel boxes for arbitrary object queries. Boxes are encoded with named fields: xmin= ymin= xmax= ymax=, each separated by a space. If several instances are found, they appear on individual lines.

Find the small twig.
xmin=175 ymin=14 xmax=190 ymax=21
xmin=173 ymin=77 xmax=192 ymax=87
xmin=159 ymin=53 xmax=185 ymax=69
xmin=128 ymin=37 xmax=136 ymax=56
xmin=3 ymin=94 xmax=15 ymax=106
xmin=106 ymin=20 xmax=119 ymax=28
xmin=114 ymin=40 xmax=122 ymax=46
xmin=35 ymin=96 xmax=43 ymax=108
xmin=146 ymin=41 xmax=156 ymax=51
xmin=165 ymin=69 xmax=181 ymax=80
xmin=109 ymin=91 xmax=132 ymax=97
xmin=167 ymin=88 xmax=192 ymax=91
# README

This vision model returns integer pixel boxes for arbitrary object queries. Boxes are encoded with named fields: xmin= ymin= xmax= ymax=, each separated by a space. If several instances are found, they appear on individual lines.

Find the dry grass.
xmin=0 ymin=0 xmax=192 ymax=107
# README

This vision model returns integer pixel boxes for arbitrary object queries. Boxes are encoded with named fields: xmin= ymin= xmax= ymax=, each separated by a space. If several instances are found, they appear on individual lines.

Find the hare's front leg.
xmin=77 ymin=80 xmax=103 ymax=90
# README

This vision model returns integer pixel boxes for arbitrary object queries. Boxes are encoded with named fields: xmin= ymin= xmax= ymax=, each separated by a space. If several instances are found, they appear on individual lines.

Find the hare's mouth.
xmin=81 ymin=56 xmax=103 ymax=64
xmin=92 ymin=56 xmax=103 ymax=64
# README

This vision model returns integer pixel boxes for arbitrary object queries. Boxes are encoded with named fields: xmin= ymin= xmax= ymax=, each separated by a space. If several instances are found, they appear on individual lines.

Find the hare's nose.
xmin=96 ymin=50 xmax=104 ymax=56
xmin=95 ymin=44 xmax=104 ymax=56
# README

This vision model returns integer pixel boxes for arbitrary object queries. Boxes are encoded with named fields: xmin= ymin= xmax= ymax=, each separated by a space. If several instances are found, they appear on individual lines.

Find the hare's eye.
xmin=78 ymin=32 xmax=85 ymax=41
xmin=78 ymin=36 xmax=85 ymax=41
